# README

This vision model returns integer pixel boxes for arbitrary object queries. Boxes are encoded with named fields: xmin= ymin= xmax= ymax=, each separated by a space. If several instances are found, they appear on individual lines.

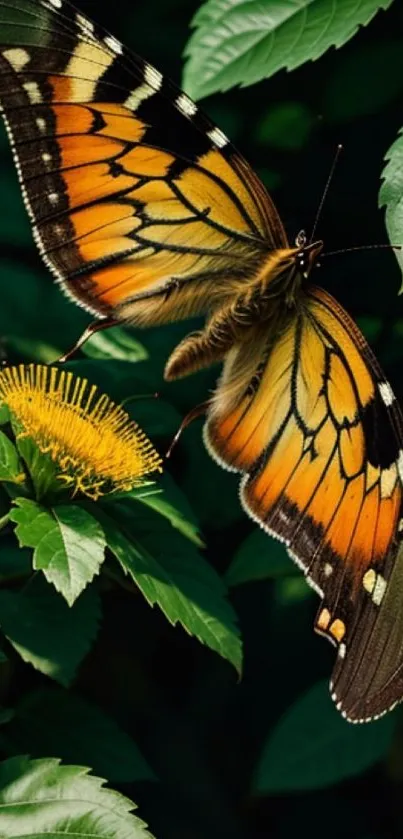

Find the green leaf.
xmin=82 ymin=326 xmax=148 ymax=362
xmin=255 ymin=102 xmax=314 ymax=150
xmin=66 ymin=359 xmax=181 ymax=438
xmin=66 ymin=359 xmax=160 ymax=403
xmin=180 ymin=423 xmax=244 ymax=531
xmin=95 ymin=505 xmax=242 ymax=674
xmin=0 ymin=574 xmax=101 ymax=685
xmin=253 ymin=680 xmax=395 ymax=793
xmin=14 ymin=434 xmax=61 ymax=500
xmin=226 ymin=528 xmax=294 ymax=586
xmin=131 ymin=473 xmax=204 ymax=547
xmin=0 ymin=539 xmax=32 ymax=581
xmin=0 ymin=706 xmax=13 ymax=725
xmin=6 ymin=688 xmax=155 ymax=783
xmin=273 ymin=575 xmax=314 ymax=606
xmin=0 ymin=431 xmax=25 ymax=485
xmin=0 ymin=756 xmax=155 ymax=838
xmin=10 ymin=499 xmax=106 ymax=605
xmin=0 ymin=402 xmax=10 ymax=426
xmin=6 ymin=336 xmax=61 ymax=364
xmin=125 ymin=394 xmax=181 ymax=439
xmin=10 ymin=498 xmax=54 ymax=546
xmin=0 ymin=260 xmax=88 ymax=358
xmin=379 ymin=128 xmax=403 ymax=282
xmin=183 ymin=0 xmax=394 ymax=100
xmin=0 ymin=169 xmax=34 ymax=247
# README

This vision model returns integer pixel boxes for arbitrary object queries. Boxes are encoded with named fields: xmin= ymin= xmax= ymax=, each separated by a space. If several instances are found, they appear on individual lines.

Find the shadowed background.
xmin=1 ymin=1 xmax=403 ymax=837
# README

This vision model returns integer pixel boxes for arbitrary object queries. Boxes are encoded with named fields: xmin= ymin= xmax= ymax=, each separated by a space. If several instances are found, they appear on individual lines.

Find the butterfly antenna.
xmin=322 ymin=243 xmax=402 ymax=259
xmin=121 ymin=392 xmax=160 ymax=408
xmin=165 ymin=400 xmax=210 ymax=459
xmin=309 ymin=144 xmax=343 ymax=244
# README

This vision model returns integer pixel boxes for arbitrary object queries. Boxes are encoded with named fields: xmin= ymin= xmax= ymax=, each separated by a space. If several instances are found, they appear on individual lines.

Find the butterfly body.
xmin=0 ymin=0 xmax=403 ymax=722
xmin=165 ymin=242 xmax=321 ymax=380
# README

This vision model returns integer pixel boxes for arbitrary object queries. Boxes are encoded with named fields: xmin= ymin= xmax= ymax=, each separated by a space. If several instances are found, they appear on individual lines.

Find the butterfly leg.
xmin=57 ymin=318 xmax=117 ymax=362
xmin=164 ymin=304 xmax=238 ymax=380
xmin=165 ymin=400 xmax=211 ymax=458
xmin=164 ymin=331 xmax=227 ymax=380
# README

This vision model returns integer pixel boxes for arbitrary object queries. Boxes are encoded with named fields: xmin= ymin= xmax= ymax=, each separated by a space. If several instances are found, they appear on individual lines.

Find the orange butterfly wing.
xmin=206 ymin=286 xmax=403 ymax=721
xmin=0 ymin=0 xmax=287 ymax=325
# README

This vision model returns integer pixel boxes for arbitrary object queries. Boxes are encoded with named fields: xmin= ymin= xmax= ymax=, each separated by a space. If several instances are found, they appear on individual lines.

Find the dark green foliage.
xmin=253 ymin=681 xmax=395 ymax=793
xmin=0 ymin=0 xmax=402 ymax=837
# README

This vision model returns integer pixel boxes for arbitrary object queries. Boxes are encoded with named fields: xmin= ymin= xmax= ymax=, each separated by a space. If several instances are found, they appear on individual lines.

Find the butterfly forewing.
xmin=0 ymin=0 xmax=287 ymax=324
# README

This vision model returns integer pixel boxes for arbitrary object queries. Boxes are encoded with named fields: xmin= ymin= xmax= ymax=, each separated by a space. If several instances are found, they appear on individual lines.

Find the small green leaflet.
xmin=253 ymin=680 xmax=395 ymax=793
xmin=127 ymin=473 xmax=204 ymax=547
xmin=0 ymin=431 xmax=25 ymax=485
xmin=94 ymin=506 xmax=242 ymax=674
xmin=254 ymin=102 xmax=314 ymax=150
xmin=225 ymin=528 xmax=294 ymax=587
xmin=82 ymin=326 xmax=148 ymax=362
xmin=6 ymin=688 xmax=155 ymax=783
xmin=183 ymin=0 xmax=394 ymax=100
xmin=379 ymin=126 xmax=403 ymax=283
xmin=10 ymin=498 xmax=106 ymax=605
xmin=0 ymin=574 xmax=101 ymax=685
xmin=0 ymin=403 xmax=10 ymax=426
xmin=0 ymin=756 xmax=155 ymax=838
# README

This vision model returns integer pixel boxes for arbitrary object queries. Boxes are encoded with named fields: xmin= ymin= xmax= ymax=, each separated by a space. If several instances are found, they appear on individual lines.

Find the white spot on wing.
xmin=36 ymin=117 xmax=46 ymax=133
xmin=42 ymin=152 xmax=52 ymax=164
xmin=48 ymin=192 xmax=59 ymax=205
xmin=176 ymin=94 xmax=197 ymax=117
xmin=24 ymin=81 xmax=42 ymax=104
xmin=76 ymin=13 xmax=95 ymax=36
xmin=207 ymin=127 xmax=229 ymax=148
xmin=104 ymin=35 xmax=123 ymax=55
xmin=43 ymin=0 xmax=62 ymax=8
xmin=324 ymin=563 xmax=333 ymax=578
xmin=398 ymin=450 xmax=403 ymax=482
xmin=2 ymin=48 xmax=30 ymax=70
xmin=338 ymin=642 xmax=346 ymax=659
xmin=372 ymin=574 xmax=387 ymax=606
xmin=363 ymin=568 xmax=376 ymax=594
xmin=144 ymin=64 xmax=163 ymax=89
xmin=378 ymin=380 xmax=395 ymax=407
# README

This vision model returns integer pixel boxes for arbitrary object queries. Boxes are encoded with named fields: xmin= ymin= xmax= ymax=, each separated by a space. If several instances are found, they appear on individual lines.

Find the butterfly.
xmin=0 ymin=0 xmax=402 ymax=723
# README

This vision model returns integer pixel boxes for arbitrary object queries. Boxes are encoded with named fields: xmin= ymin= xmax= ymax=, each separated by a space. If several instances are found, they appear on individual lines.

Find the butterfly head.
xmin=295 ymin=231 xmax=323 ymax=280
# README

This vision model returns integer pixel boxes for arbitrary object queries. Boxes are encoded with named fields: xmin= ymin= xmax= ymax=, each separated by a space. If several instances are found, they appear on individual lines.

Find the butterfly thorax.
xmin=164 ymin=241 xmax=323 ymax=381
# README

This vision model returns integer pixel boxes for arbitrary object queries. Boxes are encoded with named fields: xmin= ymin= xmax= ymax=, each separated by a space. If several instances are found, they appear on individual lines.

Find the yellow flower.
xmin=0 ymin=364 xmax=163 ymax=499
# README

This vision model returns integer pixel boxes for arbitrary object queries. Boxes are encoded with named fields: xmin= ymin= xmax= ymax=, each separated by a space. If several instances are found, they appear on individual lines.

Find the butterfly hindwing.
xmin=205 ymin=286 xmax=403 ymax=721
xmin=0 ymin=0 xmax=287 ymax=324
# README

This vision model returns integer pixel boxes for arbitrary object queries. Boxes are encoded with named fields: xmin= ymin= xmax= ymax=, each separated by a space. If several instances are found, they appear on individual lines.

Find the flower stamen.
xmin=0 ymin=364 xmax=163 ymax=499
